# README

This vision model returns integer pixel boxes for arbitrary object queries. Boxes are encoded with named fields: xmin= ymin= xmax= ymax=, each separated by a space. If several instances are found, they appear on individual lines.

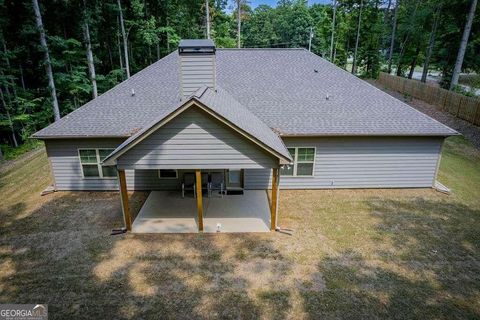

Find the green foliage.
xmin=0 ymin=139 xmax=42 ymax=161
xmin=0 ymin=0 xmax=478 ymax=152
xmin=451 ymin=84 xmax=479 ymax=97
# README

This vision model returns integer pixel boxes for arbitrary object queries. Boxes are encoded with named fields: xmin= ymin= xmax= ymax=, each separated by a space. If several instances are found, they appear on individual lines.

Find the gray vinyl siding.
xmin=244 ymin=136 xmax=444 ymax=189
xmin=116 ymin=107 xmax=277 ymax=170
xmin=45 ymin=138 xmax=181 ymax=191
xmin=45 ymin=135 xmax=444 ymax=191
xmin=180 ymin=54 xmax=215 ymax=97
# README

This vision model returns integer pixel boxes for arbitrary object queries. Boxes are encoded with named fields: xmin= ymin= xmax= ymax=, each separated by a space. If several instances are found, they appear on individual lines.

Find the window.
xmin=158 ymin=169 xmax=178 ymax=179
xmin=78 ymin=149 xmax=116 ymax=179
xmin=280 ymin=147 xmax=315 ymax=177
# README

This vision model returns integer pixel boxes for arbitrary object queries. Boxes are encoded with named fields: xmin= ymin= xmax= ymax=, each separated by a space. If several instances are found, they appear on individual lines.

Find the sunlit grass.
xmin=0 ymin=136 xmax=478 ymax=318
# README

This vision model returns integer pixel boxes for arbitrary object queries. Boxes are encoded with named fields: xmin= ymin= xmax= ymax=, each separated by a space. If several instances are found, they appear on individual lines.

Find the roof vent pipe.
xmin=178 ymin=39 xmax=216 ymax=99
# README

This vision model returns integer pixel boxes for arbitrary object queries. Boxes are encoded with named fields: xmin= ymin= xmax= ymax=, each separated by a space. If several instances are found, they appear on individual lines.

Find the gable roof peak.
xmin=103 ymin=87 xmax=292 ymax=165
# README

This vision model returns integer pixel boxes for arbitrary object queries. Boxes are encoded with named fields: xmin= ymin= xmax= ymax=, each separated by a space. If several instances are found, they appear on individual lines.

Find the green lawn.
xmin=0 ymin=136 xmax=479 ymax=319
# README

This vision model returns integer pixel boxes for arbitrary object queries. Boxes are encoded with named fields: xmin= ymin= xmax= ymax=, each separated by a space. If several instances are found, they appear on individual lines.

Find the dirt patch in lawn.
xmin=1 ymin=143 xmax=479 ymax=319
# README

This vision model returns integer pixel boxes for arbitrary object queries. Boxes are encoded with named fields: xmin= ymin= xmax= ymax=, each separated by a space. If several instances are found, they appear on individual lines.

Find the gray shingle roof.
xmin=197 ymin=86 xmax=291 ymax=160
xmin=103 ymin=86 xmax=292 ymax=164
xmin=33 ymin=48 xmax=457 ymax=138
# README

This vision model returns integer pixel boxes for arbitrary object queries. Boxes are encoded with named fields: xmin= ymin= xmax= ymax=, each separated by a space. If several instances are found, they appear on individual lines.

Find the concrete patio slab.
xmin=132 ymin=191 xmax=199 ymax=233
xmin=204 ymin=191 xmax=270 ymax=233
xmin=132 ymin=190 xmax=270 ymax=233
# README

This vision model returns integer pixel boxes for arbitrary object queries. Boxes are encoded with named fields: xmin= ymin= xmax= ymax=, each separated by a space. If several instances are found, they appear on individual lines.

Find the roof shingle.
xmin=103 ymin=86 xmax=292 ymax=164
xmin=33 ymin=49 xmax=457 ymax=138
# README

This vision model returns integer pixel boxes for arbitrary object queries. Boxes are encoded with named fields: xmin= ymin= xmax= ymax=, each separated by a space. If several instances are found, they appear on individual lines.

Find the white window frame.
xmin=281 ymin=147 xmax=316 ymax=177
xmin=158 ymin=169 xmax=178 ymax=179
xmin=78 ymin=148 xmax=117 ymax=179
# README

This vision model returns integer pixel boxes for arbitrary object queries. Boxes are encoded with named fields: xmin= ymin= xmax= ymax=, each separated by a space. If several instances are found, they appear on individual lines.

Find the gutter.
xmin=32 ymin=131 xmax=460 ymax=140
xmin=279 ymin=132 xmax=460 ymax=138
xmin=32 ymin=135 xmax=130 ymax=140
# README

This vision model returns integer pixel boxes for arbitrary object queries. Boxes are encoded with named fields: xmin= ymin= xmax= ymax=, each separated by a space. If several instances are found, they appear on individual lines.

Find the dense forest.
xmin=0 ymin=0 xmax=479 ymax=157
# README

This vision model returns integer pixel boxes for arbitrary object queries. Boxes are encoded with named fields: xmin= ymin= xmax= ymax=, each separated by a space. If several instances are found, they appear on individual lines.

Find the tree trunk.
xmin=156 ymin=41 xmax=160 ymax=60
xmin=117 ymin=19 xmax=124 ymax=73
xmin=408 ymin=46 xmax=420 ymax=79
xmin=333 ymin=36 xmax=338 ymax=63
xmin=117 ymin=0 xmax=130 ymax=78
xmin=345 ymin=38 xmax=350 ymax=69
xmin=387 ymin=0 xmax=398 ymax=74
xmin=166 ymin=20 xmax=170 ymax=52
xmin=450 ymin=0 xmax=478 ymax=90
xmin=148 ymin=45 xmax=152 ymax=65
xmin=32 ymin=0 xmax=60 ymax=121
xmin=352 ymin=0 xmax=363 ymax=75
xmin=129 ymin=41 xmax=133 ymax=68
xmin=396 ymin=24 xmax=413 ymax=77
xmin=382 ymin=0 xmax=392 ymax=51
xmin=396 ymin=61 xmax=403 ymax=76
xmin=107 ymin=43 xmax=113 ymax=69
xmin=19 ymin=64 xmax=26 ymax=90
xmin=308 ymin=26 xmax=313 ymax=52
xmin=329 ymin=0 xmax=337 ymax=61
xmin=237 ymin=0 xmax=241 ymax=48
xmin=0 ymin=144 xmax=3 ymax=161
xmin=83 ymin=0 xmax=98 ymax=99
xmin=205 ymin=0 xmax=211 ymax=39
xmin=0 ymin=87 xmax=18 ymax=147
xmin=2 ymin=41 xmax=18 ymax=100
xmin=421 ymin=4 xmax=440 ymax=83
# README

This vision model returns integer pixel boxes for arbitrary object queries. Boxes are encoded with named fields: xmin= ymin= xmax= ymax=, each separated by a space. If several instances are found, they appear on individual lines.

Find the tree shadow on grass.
xmin=301 ymin=197 xmax=480 ymax=319
xmin=0 ymin=191 xmax=293 ymax=319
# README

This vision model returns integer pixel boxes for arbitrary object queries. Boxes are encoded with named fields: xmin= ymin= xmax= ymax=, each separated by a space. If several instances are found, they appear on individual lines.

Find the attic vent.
xmin=178 ymin=39 xmax=216 ymax=98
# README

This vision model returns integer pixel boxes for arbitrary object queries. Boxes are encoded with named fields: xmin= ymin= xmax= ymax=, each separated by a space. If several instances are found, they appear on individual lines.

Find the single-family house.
xmin=33 ymin=39 xmax=457 ymax=233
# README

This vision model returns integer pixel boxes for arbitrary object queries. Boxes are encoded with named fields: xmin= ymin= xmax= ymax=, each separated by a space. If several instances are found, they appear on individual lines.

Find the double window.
xmin=78 ymin=149 xmax=116 ymax=178
xmin=280 ymin=147 xmax=315 ymax=177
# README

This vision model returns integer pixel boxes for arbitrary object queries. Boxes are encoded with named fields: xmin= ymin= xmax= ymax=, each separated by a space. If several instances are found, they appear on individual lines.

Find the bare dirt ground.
xmin=367 ymin=79 xmax=480 ymax=148
xmin=1 ymin=84 xmax=480 ymax=319
xmin=0 ymin=137 xmax=479 ymax=319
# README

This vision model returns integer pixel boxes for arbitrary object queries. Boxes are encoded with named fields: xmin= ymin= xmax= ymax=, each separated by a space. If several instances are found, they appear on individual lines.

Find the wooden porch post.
xmin=118 ymin=169 xmax=132 ymax=231
xmin=195 ymin=170 xmax=204 ymax=231
xmin=271 ymin=167 xmax=279 ymax=231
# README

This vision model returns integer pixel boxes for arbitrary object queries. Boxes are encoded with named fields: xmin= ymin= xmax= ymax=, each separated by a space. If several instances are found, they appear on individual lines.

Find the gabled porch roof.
xmin=103 ymin=86 xmax=292 ymax=166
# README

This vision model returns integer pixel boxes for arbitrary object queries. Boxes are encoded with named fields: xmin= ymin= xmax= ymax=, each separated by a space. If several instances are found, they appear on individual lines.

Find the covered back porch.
xmin=117 ymin=168 xmax=280 ymax=233
xmin=103 ymin=93 xmax=291 ymax=233
xmin=131 ymin=189 xmax=272 ymax=233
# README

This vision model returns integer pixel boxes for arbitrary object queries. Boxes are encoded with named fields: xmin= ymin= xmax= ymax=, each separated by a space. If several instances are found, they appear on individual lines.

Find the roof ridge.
xmin=192 ymin=86 xmax=209 ymax=99
xmin=103 ymin=87 xmax=292 ymax=165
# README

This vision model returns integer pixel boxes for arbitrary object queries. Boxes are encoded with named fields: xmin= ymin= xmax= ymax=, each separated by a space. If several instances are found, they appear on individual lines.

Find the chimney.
xmin=178 ymin=39 xmax=216 ymax=98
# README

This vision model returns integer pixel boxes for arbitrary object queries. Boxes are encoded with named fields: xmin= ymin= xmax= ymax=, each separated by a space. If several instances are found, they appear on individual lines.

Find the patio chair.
xmin=182 ymin=173 xmax=196 ymax=198
xmin=201 ymin=172 xmax=209 ymax=193
xmin=208 ymin=172 xmax=224 ymax=198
